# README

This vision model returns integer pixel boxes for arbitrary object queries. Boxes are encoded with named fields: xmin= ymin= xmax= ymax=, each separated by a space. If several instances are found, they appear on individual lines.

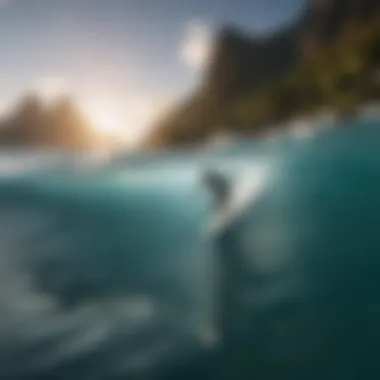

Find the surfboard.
xmin=205 ymin=166 xmax=268 ymax=236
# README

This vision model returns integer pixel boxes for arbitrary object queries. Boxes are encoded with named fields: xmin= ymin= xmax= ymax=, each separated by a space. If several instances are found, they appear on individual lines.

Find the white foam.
xmin=206 ymin=165 xmax=269 ymax=236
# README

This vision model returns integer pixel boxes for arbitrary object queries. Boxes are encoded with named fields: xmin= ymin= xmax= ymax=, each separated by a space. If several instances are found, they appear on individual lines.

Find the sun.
xmin=81 ymin=96 xmax=168 ymax=149
xmin=85 ymin=101 xmax=125 ymax=136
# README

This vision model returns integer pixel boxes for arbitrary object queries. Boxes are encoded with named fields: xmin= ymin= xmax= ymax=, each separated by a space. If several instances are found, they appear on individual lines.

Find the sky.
xmin=0 ymin=0 xmax=306 ymax=147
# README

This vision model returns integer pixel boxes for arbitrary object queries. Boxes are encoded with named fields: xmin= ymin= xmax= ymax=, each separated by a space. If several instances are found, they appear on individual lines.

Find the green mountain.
xmin=145 ymin=0 xmax=380 ymax=149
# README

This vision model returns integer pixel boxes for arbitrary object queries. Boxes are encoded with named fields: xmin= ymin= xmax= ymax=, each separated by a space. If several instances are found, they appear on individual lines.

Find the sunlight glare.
xmin=87 ymin=102 xmax=125 ymax=135
xmin=82 ymin=96 xmax=171 ymax=149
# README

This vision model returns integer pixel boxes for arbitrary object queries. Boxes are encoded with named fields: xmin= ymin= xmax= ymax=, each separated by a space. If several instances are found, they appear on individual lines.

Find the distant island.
xmin=0 ymin=94 xmax=122 ymax=152
xmin=144 ymin=0 xmax=380 ymax=149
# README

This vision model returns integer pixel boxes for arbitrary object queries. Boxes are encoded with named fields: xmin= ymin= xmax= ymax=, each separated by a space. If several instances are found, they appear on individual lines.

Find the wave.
xmin=0 ymin=116 xmax=380 ymax=379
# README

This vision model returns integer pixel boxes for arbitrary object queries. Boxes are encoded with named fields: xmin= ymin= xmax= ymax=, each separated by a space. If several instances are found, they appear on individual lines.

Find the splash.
xmin=205 ymin=164 xmax=269 ymax=236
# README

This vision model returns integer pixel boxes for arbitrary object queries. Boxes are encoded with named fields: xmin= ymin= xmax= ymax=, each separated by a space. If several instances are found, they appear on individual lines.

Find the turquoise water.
xmin=1 ymin=117 xmax=380 ymax=379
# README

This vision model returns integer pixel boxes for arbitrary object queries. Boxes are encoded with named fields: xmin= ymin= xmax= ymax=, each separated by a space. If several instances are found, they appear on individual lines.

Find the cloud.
xmin=180 ymin=20 xmax=214 ymax=71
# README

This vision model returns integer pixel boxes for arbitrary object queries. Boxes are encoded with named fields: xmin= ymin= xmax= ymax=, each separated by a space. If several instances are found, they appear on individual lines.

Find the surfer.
xmin=201 ymin=168 xmax=231 ymax=211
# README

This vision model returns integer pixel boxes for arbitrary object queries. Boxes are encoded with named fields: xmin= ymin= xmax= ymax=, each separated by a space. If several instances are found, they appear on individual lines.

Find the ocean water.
xmin=1 ymin=117 xmax=380 ymax=379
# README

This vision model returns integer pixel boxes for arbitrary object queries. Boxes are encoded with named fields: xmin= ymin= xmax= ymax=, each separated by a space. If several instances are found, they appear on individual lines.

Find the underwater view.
xmin=0 ymin=116 xmax=379 ymax=379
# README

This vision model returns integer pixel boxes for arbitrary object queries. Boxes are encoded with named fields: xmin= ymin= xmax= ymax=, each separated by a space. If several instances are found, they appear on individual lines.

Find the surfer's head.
xmin=201 ymin=168 xmax=231 ymax=210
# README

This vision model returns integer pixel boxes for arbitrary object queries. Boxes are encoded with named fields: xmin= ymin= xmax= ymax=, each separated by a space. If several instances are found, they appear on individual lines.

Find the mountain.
xmin=144 ymin=24 xmax=299 ymax=148
xmin=300 ymin=0 xmax=380 ymax=58
xmin=203 ymin=25 xmax=298 ymax=104
xmin=0 ymin=94 xmax=106 ymax=150
xmin=145 ymin=0 xmax=380 ymax=149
